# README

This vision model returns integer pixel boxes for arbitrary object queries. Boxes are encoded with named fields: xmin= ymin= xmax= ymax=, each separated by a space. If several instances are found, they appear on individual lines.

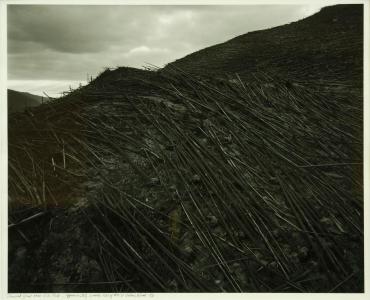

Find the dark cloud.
xmin=7 ymin=4 xmax=324 ymax=92
xmin=8 ymin=5 xmax=144 ymax=53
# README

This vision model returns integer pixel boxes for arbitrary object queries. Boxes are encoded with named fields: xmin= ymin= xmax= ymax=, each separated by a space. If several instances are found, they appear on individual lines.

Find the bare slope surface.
xmin=163 ymin=5 xmax=363 ymax=86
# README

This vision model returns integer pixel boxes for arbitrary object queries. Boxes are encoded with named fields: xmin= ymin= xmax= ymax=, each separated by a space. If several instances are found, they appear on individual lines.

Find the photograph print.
xmin=6 ymin=1 xmax=365 ymax=293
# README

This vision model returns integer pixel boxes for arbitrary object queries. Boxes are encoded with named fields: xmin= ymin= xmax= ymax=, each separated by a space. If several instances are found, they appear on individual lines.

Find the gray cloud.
xmin=8 ymin=5 xmax=324 ymax=85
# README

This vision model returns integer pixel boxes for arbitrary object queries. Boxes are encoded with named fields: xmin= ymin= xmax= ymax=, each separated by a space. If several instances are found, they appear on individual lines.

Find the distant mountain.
xmin=163 ymin=5 xmax=363 ymax=86
xmin=8 ymin=89 xmax=44 ymax=113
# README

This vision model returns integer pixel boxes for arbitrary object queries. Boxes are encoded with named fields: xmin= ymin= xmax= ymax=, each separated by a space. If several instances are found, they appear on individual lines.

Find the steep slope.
xmin=8 ymin=89 xmax=43 ymax=113
xmin=163 ymin=5 xmax=363 ymax=86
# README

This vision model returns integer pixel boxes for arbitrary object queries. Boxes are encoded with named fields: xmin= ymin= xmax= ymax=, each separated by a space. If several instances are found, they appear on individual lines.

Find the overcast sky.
xmin=8 ymin=5 xmax=324 ymax=97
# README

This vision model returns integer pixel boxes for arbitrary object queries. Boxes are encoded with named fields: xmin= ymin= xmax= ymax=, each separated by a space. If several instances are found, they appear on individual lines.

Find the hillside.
xmin=8 ymin=89 xmax=43 ymax=113
xmin=163 ymin=5 xmax=363 ymax=86
xmin=8 ymin=5 xmax=363 ymax=293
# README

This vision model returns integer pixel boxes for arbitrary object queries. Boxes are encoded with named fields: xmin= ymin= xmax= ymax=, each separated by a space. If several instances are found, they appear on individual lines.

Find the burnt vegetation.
xmin=8 ymin=5 xmax=363 ymax=292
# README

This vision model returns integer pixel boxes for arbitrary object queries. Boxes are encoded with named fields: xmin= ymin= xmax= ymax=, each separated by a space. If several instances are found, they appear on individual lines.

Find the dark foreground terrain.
xmin=8 ymin=5 xmax=363 ymax=293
